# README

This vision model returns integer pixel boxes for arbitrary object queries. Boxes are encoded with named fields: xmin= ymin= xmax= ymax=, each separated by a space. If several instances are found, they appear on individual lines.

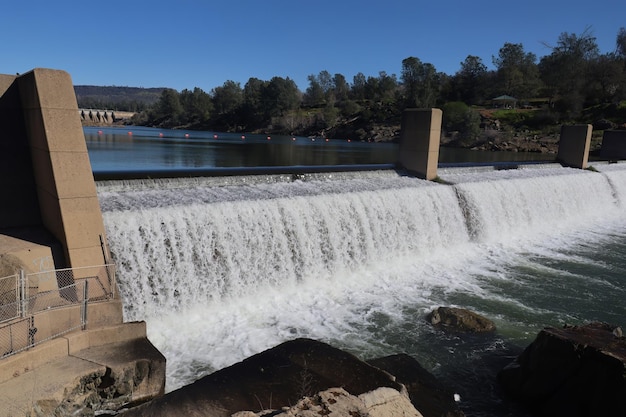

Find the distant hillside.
xmin=74 ymin=85 xmax=164 ymax=112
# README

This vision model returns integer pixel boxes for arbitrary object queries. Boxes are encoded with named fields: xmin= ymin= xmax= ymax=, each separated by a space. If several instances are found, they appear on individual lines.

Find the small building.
xmin=492 ymin=94 xmax=517 ymax=109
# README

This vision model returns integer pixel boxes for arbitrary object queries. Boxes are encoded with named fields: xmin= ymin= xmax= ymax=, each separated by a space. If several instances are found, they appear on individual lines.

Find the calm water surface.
xmin=85 ymin=126 xmax=556 ymax=176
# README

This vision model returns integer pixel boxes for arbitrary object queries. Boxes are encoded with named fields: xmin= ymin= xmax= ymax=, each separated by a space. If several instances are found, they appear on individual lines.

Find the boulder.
xmin=232 ymin=387 xmax=423 ymax=417
xmin=427 ymin=307 xmax=496 ymax=333
xmin=498 ymin=322 xmax=626 ymax=417
xmin=121 ymin=338 xmax=406 ymax=417
xmin=368 ymin=354 xmax=464 ymax=417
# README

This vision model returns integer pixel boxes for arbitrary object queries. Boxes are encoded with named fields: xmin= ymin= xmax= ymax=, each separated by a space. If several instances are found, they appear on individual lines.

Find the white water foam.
xmin=99 ymin=165 xmax=626 ymax=392
xmin=103 ymin=178 xmax=468 ymax=319
xmin=442 ymin=167 xmax=620 ymax=242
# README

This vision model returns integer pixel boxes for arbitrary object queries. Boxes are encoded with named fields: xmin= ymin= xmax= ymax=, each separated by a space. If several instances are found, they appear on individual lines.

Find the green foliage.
xmin=125 ymin=27 xmax=626 ymax=138
xmin=401 ymin=57 xmax=440 ymax=108
xmin=339 ymin=100 xmax=360 ymax=118
xmin=442 ymin=101 xmax=470 ymax=131
xmin=442 ymin=102 xmax=481 ymax=144
xmin=151 ymin=89 xmax=183 ymax=127
xmin=492 ymin=43 xmax=540 ymax=98
xmin=75 ymin=85 xmax=162 ymax=112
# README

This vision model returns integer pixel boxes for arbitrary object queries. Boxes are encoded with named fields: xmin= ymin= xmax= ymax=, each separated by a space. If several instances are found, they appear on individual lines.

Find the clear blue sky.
xmin=1 ymin=0 xmax=623 ymax=93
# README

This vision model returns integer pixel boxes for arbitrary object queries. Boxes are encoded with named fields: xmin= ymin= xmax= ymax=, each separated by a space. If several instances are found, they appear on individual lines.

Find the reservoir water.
xmin=88 ymin=127 xmax=626 ymax=416
xmin=85 ymin=126 xmax=556 ymax=177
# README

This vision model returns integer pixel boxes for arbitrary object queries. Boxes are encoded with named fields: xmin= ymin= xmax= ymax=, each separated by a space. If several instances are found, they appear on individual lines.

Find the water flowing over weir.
xmin=100 ymin=173 xmax=470 ymax=317
xmin=97 ymin=164 xmax=626 ymax=411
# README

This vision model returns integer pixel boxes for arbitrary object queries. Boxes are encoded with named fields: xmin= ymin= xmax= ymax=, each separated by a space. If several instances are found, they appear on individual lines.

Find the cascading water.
xmin=102 ymin=175 xmax=469 ymax=318
xmin=98 ymin=164 xmax=626 ymax=416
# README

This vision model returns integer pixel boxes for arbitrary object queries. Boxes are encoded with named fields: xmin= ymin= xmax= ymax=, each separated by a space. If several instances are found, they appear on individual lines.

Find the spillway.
xmin=97 ymin=164 xmax=626 ymax=412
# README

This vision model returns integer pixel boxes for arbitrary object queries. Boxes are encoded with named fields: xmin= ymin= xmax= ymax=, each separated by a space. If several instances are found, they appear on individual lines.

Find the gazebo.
xmin=492 ymin=94 xmax=517 ymax=109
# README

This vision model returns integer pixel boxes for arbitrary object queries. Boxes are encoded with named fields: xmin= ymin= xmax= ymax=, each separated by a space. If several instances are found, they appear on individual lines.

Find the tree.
xmin=152 ymin=88 xmax=183 ymax=126
xmin=616 ymin=27 xmax=626 ymax=58
xmin=442 ymin=101 xmax=481 ymax=145
xmin=211 ymin=80 xmax=243 ymax=115
xmin=492 ymin=43 xmax=540 ymax=99
xmin=242 ymin=77 xmax=269 ymax=126
xmin=586 ymin=53 xmax=625 ymax=104
xmin=377 ymin=71 xmax=398 ymax=101
xmin=401 ymin=57 xmax=439 ymax=108
xmin=539 ymin=28 xmax=600 ymax=117
xmin=265 ymin=76 xmax=301 ymax=116
xmin=351 ymin=72 xmax=367 ymax=100
xmin=179 ymin=87 xmax=212 ymax=126
xmin=332 ymin=73 xmax=350 ymax=102
xmin=455 ymin=55 xmax=488 ymax=104
xmin=304 ymin=74 xmax=325 ymax=106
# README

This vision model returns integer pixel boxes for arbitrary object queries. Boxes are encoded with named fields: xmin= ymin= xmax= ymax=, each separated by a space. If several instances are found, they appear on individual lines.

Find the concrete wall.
xmin=0 ymin=75 xmax=42 ymax=228
xmin=600 ymin=130 xmax=626 ymax=161
xmin=557 ymin=124 xmax=592 ymax=169
xmin=0 ymin=69 xmax=109 ymax=275
xmin=398 ymin=108 xmax=442 ymax=180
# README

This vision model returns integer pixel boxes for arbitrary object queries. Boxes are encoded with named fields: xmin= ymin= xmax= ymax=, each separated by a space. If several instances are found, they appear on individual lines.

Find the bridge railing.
xmin=0 ymin=264 xmax=116 ymax=359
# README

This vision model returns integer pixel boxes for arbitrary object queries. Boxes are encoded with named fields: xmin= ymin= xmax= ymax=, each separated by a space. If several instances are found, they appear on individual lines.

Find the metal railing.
xmin=0 ymin=264 xmax=115 ymax=359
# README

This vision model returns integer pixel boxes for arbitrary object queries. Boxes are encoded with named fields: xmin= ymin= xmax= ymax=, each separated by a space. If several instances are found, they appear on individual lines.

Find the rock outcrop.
xmin=498 ymin=322 xmax=626 ymax=417
xmin=368 ymin=354 xmax=464 ymax=417
xmin=427 ymin=307 xmax=496 ymax=333
xmin=232 ymin=387 xmax=423 ymax=417
xmin=121 ymin=338 xmax=408 ymax=417
xmin=120 ymin=338 xmax=466 ymax=417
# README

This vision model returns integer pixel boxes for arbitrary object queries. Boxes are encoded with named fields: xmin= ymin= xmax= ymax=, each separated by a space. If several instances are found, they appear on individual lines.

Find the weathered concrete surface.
xmin=498 ymin=322 xmax=626 ymax=417
xmin=557 ymin=124 xmax=592 ymax=169
xmin=1 ymin=68 xmax=110 ymax=274
xmin=0 ymin=322 xmax=165 ymax=417
xmin=0 ymin=68 xmax=166 ymax=416
xmin=398 ymin=108 xmax=442 ymax=180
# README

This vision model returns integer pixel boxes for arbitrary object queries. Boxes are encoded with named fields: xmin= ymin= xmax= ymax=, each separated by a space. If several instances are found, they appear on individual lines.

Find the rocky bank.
xmin=499 ymin=322 xmax=626 ymax=417
xmin=119 ymin=338 xmax=464 ymax=417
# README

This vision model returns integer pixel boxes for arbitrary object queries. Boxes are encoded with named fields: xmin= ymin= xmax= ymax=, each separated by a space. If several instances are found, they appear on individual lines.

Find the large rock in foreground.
xmin=233 ymin=387 xmax=423 ymax=417
xmin=121 ymin=338 xmax=408 ymax=417
xmin=498 ymin=322 xmax=626 ymax=417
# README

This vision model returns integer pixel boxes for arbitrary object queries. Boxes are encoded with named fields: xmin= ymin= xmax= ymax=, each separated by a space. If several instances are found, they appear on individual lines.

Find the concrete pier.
xmin=557 ymin=124 xmax=592 ymax=169
xmin=398 ymin=108 xmax=442 ymax=180
xmin=600 ymin=130 xmax=626 ymax=161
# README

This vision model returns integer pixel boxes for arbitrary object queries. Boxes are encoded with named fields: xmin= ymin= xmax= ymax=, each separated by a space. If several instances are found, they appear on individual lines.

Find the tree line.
xmin=75 ymin=86 xmax=164 ymax=113
xmin=131 ymin=28 xmax=626 ymax=141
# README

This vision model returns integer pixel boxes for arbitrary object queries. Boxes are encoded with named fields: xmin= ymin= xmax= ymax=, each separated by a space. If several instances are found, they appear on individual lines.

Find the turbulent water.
xmin=97 ymin=163 xmax=626 ymax=417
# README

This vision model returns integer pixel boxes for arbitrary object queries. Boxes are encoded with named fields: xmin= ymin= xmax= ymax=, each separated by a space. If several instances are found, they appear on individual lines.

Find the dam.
xmin=98 ymin=162 xmax=626 ymax=403
xmin=1 ymin=67 xmax=626 ymax=416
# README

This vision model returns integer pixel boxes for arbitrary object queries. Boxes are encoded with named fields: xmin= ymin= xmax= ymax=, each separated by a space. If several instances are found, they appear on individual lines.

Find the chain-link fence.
xmin=0 ymin=273 xmax=20 ymax=323
xmin=0 ymin=264 xmax=115 ymax=359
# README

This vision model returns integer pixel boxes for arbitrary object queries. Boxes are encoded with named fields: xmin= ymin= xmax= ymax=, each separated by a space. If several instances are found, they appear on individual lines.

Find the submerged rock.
xmin=498 ymin=322 xmax=626 ymax=417
xmin=427 ymin=307 xmax=496 ymax=333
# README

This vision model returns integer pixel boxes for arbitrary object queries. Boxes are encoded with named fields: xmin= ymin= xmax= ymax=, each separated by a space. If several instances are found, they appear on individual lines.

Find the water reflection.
xmin=85 ymin=126 xmax=556 ymax=176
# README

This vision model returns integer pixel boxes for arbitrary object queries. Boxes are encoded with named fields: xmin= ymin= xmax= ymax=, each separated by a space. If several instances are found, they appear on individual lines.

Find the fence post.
xmin=81 ymin=280 xmax=89 ymax=330
xmin=19 ymin=269 xmax=27 ymax=318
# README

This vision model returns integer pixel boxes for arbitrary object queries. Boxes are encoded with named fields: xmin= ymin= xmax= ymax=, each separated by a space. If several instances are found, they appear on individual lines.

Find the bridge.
xmin=79 ymin=108 xmax=136 ymax=125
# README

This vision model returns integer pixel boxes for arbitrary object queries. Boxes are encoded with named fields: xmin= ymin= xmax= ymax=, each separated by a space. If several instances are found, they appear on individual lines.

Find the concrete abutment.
xmin=0 ymin=68 xmax=164 ymax=416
